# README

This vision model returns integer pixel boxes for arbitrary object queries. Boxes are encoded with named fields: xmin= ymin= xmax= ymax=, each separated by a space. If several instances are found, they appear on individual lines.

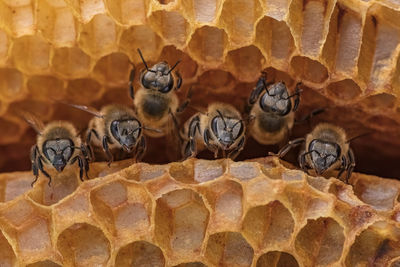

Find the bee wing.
xmin=20 ymin=111 xmax=45 ymax=134
xmin=60 ymin=102 xmax=104 ymax=118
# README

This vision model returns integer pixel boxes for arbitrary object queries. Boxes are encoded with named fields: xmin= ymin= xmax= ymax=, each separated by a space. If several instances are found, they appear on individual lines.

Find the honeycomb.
xmin=0 ymin=157 xmax=400 ymax=266
xmin=0 ymin=0 xmax=398 ymax=177
xmin=1 ymin=0 xmax=400 ymax=265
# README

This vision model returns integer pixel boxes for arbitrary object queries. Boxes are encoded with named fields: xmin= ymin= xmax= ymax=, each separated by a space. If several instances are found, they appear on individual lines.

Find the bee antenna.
xmin=261 ymin=75 xmax=272 ymax=96
xmin=137 ymin=48 xmax=155 ymax=73
xmin=167 ymin=59 xmax=181 ymax=74
xmin=231 ymin=119 xmax=243 ymax=129
xmin=346 ymin=132 xmax=371 ymax=143
xmin=18 ymin=110 xmax=44 ymax=135
xmin=216 ymin=109 xmax=227 ymax=129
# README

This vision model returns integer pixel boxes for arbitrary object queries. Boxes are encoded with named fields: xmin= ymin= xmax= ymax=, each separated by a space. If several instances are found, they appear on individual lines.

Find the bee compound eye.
xmin=159 ymin=76 xmax=174 ymax=93
xmin=231 ymin=120 xmax=243 ymax=139
xmin=141 ymin=71 xmax=155 ymax=89
xmin=63 ymin=147 xmax=72 ymax=160
xmin=46 ymin=148 xmax=55 ymax=159
xmin=211 ymin=116 xmax=226 ymax=137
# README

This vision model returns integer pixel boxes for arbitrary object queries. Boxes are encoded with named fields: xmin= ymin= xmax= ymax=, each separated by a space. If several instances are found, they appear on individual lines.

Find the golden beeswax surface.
xmin=0 ymin=157 xmax=399 ymax=266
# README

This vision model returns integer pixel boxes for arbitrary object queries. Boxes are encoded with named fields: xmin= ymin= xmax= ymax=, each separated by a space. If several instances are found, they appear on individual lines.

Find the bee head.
xmin=137 ymin=49 xmax=180 ymax=94
xmin=43 ymin=139 xmax=74 ymax=172
xmin=308 ymin=139 xmax=341 ymax=175
xmin=211 ymin=110 xmax=244 ymax=150
xmin=260 ymin=82 xmax=292 ymax=116
xmin=141 ymin=62 xmax=175 ymax=93
xmin=111 ymin=119 xmax=141 ymax=152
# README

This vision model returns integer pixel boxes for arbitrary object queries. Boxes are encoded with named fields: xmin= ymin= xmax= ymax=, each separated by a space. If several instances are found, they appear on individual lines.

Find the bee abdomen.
xmin=142 ymin=96 xmax=169 ymax=119
xmin=258 ymin=113 xmax=285 ymax=133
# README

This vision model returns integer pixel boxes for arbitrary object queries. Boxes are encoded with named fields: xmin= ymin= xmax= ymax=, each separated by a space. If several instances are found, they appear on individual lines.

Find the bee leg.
xmin=270 ymin=137 xmax=305 ymax=158
xmin=80 ymin=144 xmax=90 ymax=179
xmin=292 ymin=82 xmax=302 ymax=111
xmin=135 ymin=136 xmax=146 ymax=163
xmin=177 ymin=86 xmax=193 ymax=113
xmin=299 ymin=152 xmax=309 ymax=174
xmin=128 ymin=67 xmax=135 ymax=99
xmin=345 ymin=149 xmax=356 ymax=184
xmin=204 ymin=128 xmax=219 ymax=158
xmin=78 ymin=157 xmax=85 ymax=181
xmin=228 ymin=137 xmax=245 ymax=160
xmin=249 ymin=74 xmax=269 ymax=105
xmin=80 ymin=144 xmax=91 ymax=171
xmin=86 ymin=145 xmax=94 ymax=163
xmin=30 ymin=145 xmax=39 ymax=186
xmin=184 ymin=116 xmax=200 ymax=159
xmin=337 ymin=155 xmax=347 ymax=180
xmin=71 ymin=156 xmax=85 ymax=181
xmin=86 ymin=129 xmax=99 ymax=162
xmin=84 ymin=160 xmax=89 ymax=179
xmin=102 ymin=136 xmax=114 ymax=167
xmin=175 ymin=71 xmax=182 ymax=90
xmin=38 ymin=157 xmax=52 ymax=186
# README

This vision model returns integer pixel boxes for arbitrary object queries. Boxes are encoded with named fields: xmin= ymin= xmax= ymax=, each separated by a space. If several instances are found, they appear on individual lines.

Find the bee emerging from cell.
xmin=23 ymin=113 xmax=89 ymax=186
xmin=271 ymin=123 xmax=356 ymax=183
xmin=181 ymin=103 xmax=246 ymax=160
xmin=247 ymin=72 xmax=302 ymax=146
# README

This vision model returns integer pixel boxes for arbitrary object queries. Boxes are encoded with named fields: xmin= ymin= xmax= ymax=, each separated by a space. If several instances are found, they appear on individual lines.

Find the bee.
xmin=66 ymin=103 xmax=160 ymax=165
xmin=181 ymin=103 xmax=246 ymax=160
xmin=272 ymin=123 xmax=355 ymax=183
xmin=23 ymin=114 xmax=89 ymax=186
xmin=128 ymin=49 xmax=190 ymax=138
xmin=247 ymin=72 xmax=301 ymax=145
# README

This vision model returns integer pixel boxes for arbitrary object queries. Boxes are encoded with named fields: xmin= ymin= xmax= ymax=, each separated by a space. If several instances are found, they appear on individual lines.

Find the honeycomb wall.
xmin=0 ymin=157 xmax=399 ymax=266
xmin=0 ymin=0 xmax=399 ymax=177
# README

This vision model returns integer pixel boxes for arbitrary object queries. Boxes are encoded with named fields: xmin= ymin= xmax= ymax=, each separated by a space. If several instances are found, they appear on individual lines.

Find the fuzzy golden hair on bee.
xmin=247 ymin=73 xmax=301 ymax=145
xmin=21 ymin=113 xmax=89 ymax=187
xmin=128 ymin=49 xmax=191 ymax=139
xmin=273 ymin=123 xmax=355 ymax=183
xmin=65 ymin=103 xmax=159 ymax=165
xmin=37 ymin=121 xmax=80 ymax=147
xmin=305 ymin=123 xmax=348 ymax=155
xmin=181 ymin=102 xmax=246 ymax=160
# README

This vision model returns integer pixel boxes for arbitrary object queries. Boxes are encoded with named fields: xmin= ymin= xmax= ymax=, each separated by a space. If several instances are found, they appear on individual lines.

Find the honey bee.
xmin=66 ymin=103 xmax=160 ymax=165
xmin=23 ymin=114 xmax=89 ymax=186
xmin=272 ymin=123 xmax=355 ymax=183
xmin=247 ymin=73 xmax=301 ymax=145
xmin=128 ymin=49 xmax=190 ymax=138
xmin=181 ymin=103 xmax=246 ymax=160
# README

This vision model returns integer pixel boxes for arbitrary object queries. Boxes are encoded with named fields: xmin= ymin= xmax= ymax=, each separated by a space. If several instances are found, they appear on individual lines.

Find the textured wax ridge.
xmin=0 ymin=157 xmax=399 ymax=266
